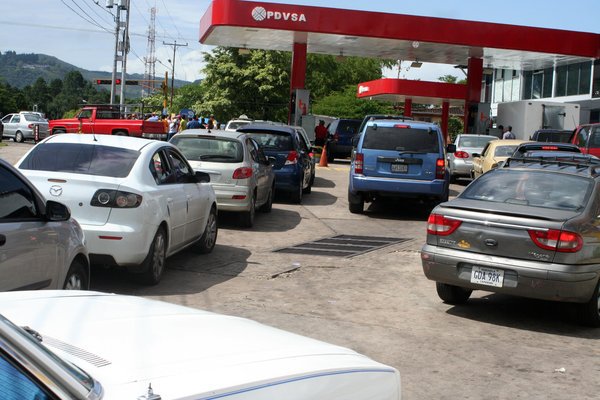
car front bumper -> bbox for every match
[421,244,600,303]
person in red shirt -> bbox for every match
[314,120,328,147]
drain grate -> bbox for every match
[274,235,409,258]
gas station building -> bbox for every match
[199,0,600,138]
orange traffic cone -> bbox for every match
[319,144,329,167]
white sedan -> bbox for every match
[0,290,402,399]
[17,134,218,285]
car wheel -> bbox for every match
[240,194,256,228]
[578,281,600,327]
[15,131,24,143]
[63,260,89,290]
[309,171,315,187]
[113,130,128,136]
[348,191,364,214]
[53,128,66,135]
[436,282,472,304]
[195,206,218,254]
[260,185,274,213]
[449,174,457,184]
[138,227,167,285]
[302,181,312,194]
[289,178,303,204]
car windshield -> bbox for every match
[459,136,496,147]
[460,169,592,210]
[494,145,518,157]
[336,120,360,135]
[362,126,439,153]
[171,136,243,163]
[246,132,293,151]
[22,113,45,122]
[19,143,139,178]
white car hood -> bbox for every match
[0,291,400,399]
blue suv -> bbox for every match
[348,119,453,213]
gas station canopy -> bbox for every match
[200,0,599,71]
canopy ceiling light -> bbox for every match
[410,60,422,68]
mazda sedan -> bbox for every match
[17,134,218,285]
[422,157,600,326]
[170,129,275,227]
[0,290,402,399]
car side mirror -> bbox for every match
[45,200,71,222]
[446,144,456,153]
[194,171,211,183]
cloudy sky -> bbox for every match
[1,0,598,83]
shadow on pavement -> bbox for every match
[218,207,302,233]
[312,176,335,188]
[363,199,433,221]
[301,191,337,206]
[91,244,251,296]
[445,293,600,339]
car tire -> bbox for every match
[435,282,472,304]
[577,280,600,327]
[15,131,24,143]
[449,174,457,184]
[260,185,274,213]
[53,128,66,135]
[289,178,303,204]
[195,206,218,254]
[138,227,167,285]
[113,130,128,136]
[240,194,256,228]
[63,259,89,290]
[309,171,315,187]
[302,181,312,194]
[348,191,364,214]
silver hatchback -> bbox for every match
[1,112,49,142]
[0,159,90,291]
[422,157,600,326]
[447,134,497,181]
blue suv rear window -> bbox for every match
[363,126,439,153]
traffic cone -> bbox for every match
[319,144,329,167]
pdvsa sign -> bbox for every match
[252,6,307,22]
[358,86,370,94]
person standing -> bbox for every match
[314,120,328,147]
[502,125,516,139]
[179,115,188,132]
[167,115,179,141]
[207,114,216,130]
[186,116,201,129]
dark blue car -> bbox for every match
[238,123,312,203]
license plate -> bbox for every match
[391,163,408,173]
[470,266,504,287]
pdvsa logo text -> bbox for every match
[252,6,307,22]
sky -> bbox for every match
[1,0,598,84]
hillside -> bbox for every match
[0,51,190,89]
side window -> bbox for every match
[246,139,259,162]
[166,150,193,184]
[480,143,490,157]
[0,352,51,399]
[0,166,38,220]
[589,127,600,149]
[149,151,172,185]
[296,133,309,153]
[10,115,20,124]
[249,139,268,164]
[77,110,92,119]
[577,127,589,148]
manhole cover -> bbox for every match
[274,235,409,258]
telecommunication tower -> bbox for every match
[143,7,157,97]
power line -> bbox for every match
[83,0,114,25]
[60,0,110,32]
[160,0,183,40]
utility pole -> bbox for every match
[109,1,121,104]
[119,0,131,107]
[163,40,188,111]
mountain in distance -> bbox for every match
[0,51,192,91]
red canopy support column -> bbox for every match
[463,57,483,133]
[288,42,307,124]
[441,100,450,143]
[404,98,412,117]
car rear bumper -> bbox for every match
[448,159,473,176]
[421,244,599,303]
[82,222,152,267]
[349,174,447,198]
[274,168,302,192]
[213,186,253,212]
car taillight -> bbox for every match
[354,153,364,174]
[91,189,142,208]
[394,124,410,128]
[233,167,253,179]
[435,158,445,179]
[427,213,462,236]
[334,133,339,141]
[528,229,583,253]
[285,151,298,165]
[454,151,469,159]
[28,123,34,129]
[541,146,559,150]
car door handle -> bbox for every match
[0,234,5,246]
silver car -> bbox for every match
[422,157,600,326]
[170,129,276,227]
[0,159,89,291]
[447,134,497,181]
[1,112,49,142]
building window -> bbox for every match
[554,61,592,97]
[522,68,553,100]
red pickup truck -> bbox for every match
[569,123,600,157]
[49,105,166,140]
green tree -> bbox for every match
[312,85,393,118]
[438,74,467,85]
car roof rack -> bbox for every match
[503,156,600,177]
